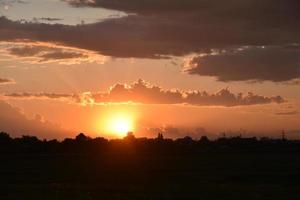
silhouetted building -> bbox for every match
[156,133,164,140]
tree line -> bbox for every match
[0,131,299,154]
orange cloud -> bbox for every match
[0,100,68,139]
[3,79,285,107]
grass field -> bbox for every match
[1,151,300,199]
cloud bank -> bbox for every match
[0,100,67,139]
[184,45,300,82]
[0,1,299,81]
[3,79,285,107]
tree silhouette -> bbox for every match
[75,133,90,142]
[0,132,11,144]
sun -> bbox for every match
[96,108,138,138]
[110,117,132,136]
[103,113,134,137]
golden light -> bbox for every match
[108,116,133,136]
[99,111,135,138]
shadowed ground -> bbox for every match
[1,132,300,199]
[1,151,300,200]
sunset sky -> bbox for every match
[0,0,300,139]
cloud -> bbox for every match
[1,0,300,59]
[0,0,27,10]
[4,92,73,100]
[0,1,299,82]
[38,17,63,22]
[0,100,68,139]
[0,41,107,65]
[0,77,15,85]
[184,45,300,82]
[275,111,298,116]
[3,79,285,107]
[64,0,300,18]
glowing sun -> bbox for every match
[104,113,134,137]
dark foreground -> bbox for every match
[1,133,300,199]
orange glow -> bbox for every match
[98,110,136,138]
[107,115,133,137]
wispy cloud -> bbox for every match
[0,77,15,85]
[0,0,27,11]
[0,41,108,65]
[275,111,298,116]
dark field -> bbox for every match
[1,151,300,200]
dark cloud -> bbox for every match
[0,77,15,85]
[65,0,300,45]
[184,45,300,82]
[65,0,300,18]
[0,100,67,139]
[0,41,106,64]
[1,0,300,59]
[4,79,285,107]
[0,1,299,82]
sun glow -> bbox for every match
[109,117,132,136]
[101,112,135,137]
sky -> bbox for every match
[0,0,300,139]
